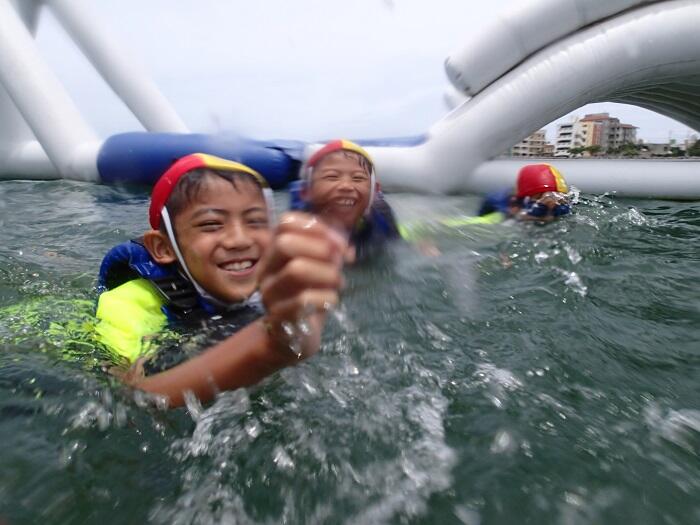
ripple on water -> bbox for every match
[1,183,699,524]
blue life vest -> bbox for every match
[97,240,263,373]
[478,190,515,217]
[98,239,261,322]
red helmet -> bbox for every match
[149,153,269,229]
[304,139,377,212]
[516,164,568,198]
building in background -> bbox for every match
[554,113,638,157]
[555,122,575,157]
[618,124,638,147]
[640,143,672,157]
[510,130,548,157]
[542,143,555,157]
[578,113,638,150]
[576,119,603,148]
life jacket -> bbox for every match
[478,190,515,217]
[98,238,265,319]
[96,239,263,366]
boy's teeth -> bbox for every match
[338,199,355,206]
[224,260,253,271]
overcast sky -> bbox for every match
[35,0,697,145]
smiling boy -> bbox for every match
[293,140,401,259]
[96,153,347,406]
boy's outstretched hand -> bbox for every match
[257,212,351,361]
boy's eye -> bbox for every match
[321,174,339,181]
[352,175,369,183]
[247,217,269,228]
[196,221,223,231]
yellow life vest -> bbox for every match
[398,211,505,242]
[95,278,168,363]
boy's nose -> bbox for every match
[223,222,253,249]
[338,175,355,191]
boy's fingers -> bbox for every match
[274,232,339,265]
[260,258,343,305]
[259,228,347,278]
[276,212,348,251]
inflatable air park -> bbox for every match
[0,0,698,198]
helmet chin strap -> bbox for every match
[160,207,251,310]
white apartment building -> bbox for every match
[555,122,576,157]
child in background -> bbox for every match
[477,163,572,223]
[290,139,401,259]
[96,153,348,407]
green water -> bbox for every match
[1,180,699,525]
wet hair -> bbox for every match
[314,150,372,177]
[161,168,265,232]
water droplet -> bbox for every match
[272,446,295,470]
[490,430,516,454]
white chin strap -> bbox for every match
[160,207,227,307]
[367,168,376,214]
[261,187,277,224]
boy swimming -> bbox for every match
[291,139,401,259]
[96,153,348,407]
[477,163,572,223]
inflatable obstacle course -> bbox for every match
[0,0,698,198]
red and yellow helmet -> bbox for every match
[304,139,377,211]
[516,164,568,198]
[149,153,270,229]
[306,139,373,172]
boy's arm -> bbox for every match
[127,213,347,407]
[127,319,300,406]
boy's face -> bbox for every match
[517,192,570,223]
[305,151,372,232]
[172,176,272,303]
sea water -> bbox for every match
[0,180,698,524]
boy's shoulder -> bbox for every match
[99,239,201,312]
[98,239,171,291]
[478,189,515,217]
[367,193,401,239]
[351,194,401,257]
[95,277,168,363]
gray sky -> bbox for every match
[35,0,697,144]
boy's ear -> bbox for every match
[143,230,177,264]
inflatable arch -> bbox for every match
[0,0,698,198]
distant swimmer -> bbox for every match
[396,164,572,246]
[478,164,572,223]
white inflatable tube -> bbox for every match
[443,84,469,112]
[1,141,60,180]
[46,0,189,134]
[0,0,98,180]
[0,1,40,148]
[370,0,700,196]
[445,0,658,96]
[471,159,700,200]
